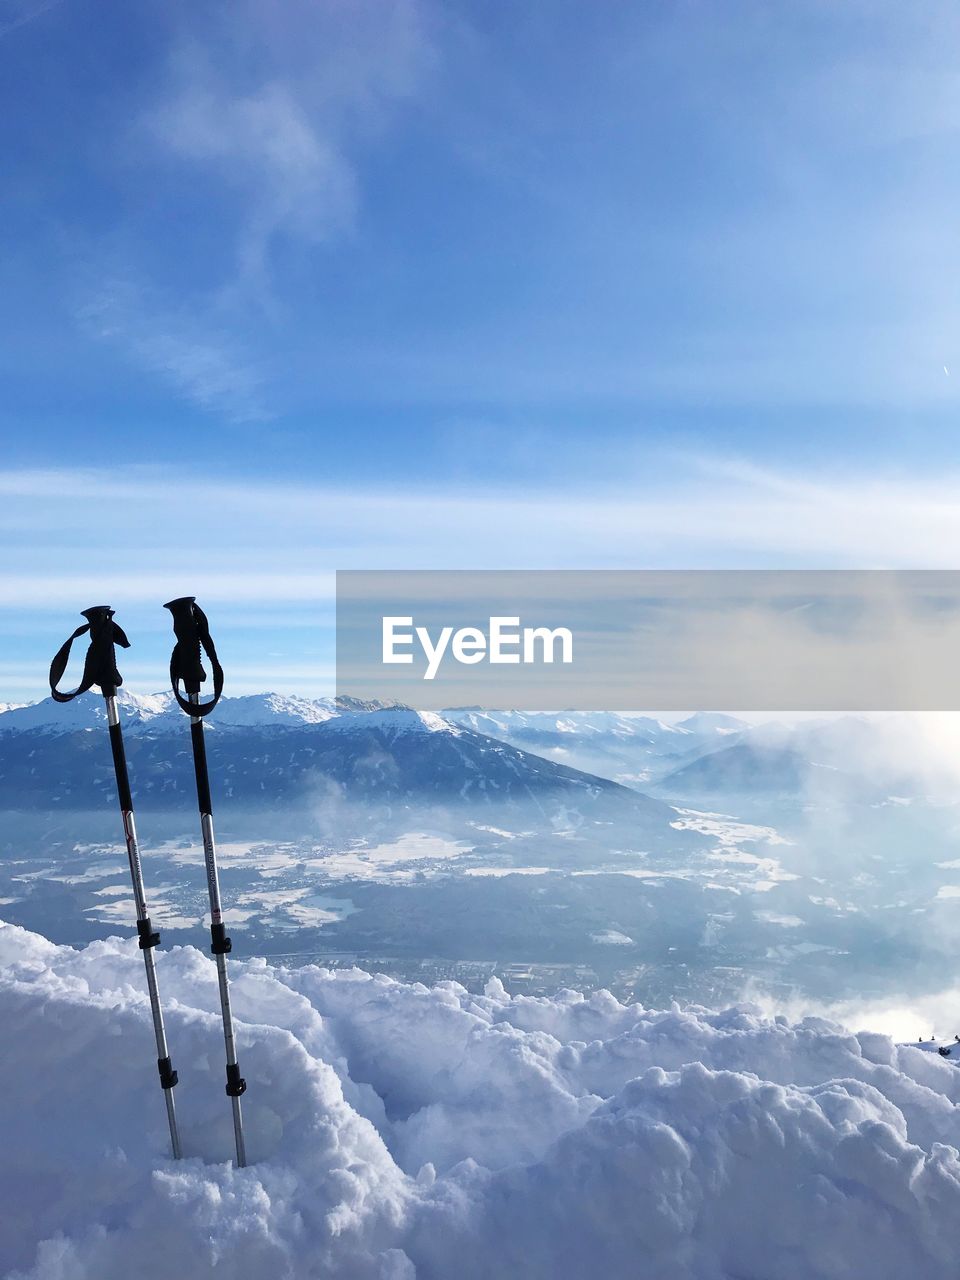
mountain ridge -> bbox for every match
[0,694,686,830]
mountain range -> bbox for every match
[0,692,924,820]
[437,706,746,785]
[0,694,684,843]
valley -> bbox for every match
[2,693,960,1024]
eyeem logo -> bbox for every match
[382,616,574,681]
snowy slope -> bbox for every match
[3,920,960,1279]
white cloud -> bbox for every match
[8,457,960,699]
[5,459,960,595]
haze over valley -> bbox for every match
[4,692,960,1033]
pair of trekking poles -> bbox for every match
[48,598,246,1166]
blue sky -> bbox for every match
[3,0,960,699]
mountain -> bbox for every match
[187,692,339,727]
[656,719,892,804]
[442,708,675,739]
[0,696,682,835]
[674,712,749,737]
[658,742,816,795]
[0,689,342,734]
[0,689,174,733]
[443,708,689,741]
[440,707,732,786]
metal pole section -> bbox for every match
[189,692,247,1167]
[105,695,182,1160]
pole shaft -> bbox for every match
[190,695,247,1167]
[105,696,182,1160]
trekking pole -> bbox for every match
[164,596,247,1167]
[49,606,182,1159]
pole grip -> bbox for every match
[49,606,130,701]
[164,597,223,716]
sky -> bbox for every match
[4,0,960,699]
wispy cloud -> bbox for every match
[79,0,433,422]
[77,277,271,424]
[145,78,358,294]
[0,0,65,41]
[146,0,433,288]
[4,455,960,596]
[7,455,960,699]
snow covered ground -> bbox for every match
[3,922,960,1278]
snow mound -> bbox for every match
[3,922,960,1278]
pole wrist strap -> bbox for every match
[49,619,130,702]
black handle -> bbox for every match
[164,596,223,717]
[49,605,130,702]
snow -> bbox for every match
[0,692,427,735]
[201,693,339,727]
[443,708,693,741]
[675,711,748,735]
[461,866,552,877]
[0,688,174,732]
[85,891,200,931]
[4,921,960,1278]
[756,911,805,927]
[671,807,792,849]
[304,834,472,883]
[231,889,356,931]
[321,707,455,737]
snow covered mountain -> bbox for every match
[674,711,748,737]
[442,707,696,741]
[192,692,340,727]
[440,706,742,785]
[3,919,960,1280]
[0,694,682,830]
[0,688,175,732]
[0,695,749,748]
[0,689,341,733]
